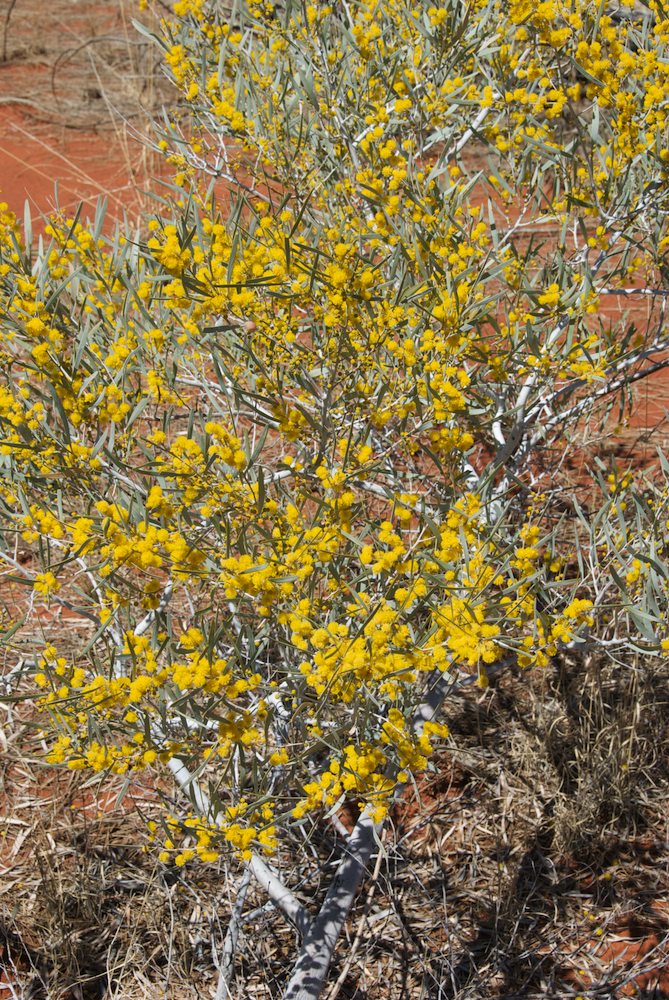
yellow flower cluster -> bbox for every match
[152,800,276,865]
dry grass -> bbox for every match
[323,652,669,999]
[1,0,169,130]
[1,649,667,998]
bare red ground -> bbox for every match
[0,0,167,225]
[0,109,156,223]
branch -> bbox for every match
[598,285,669,297]
[527,334,669,420]
[280,664,476,1000]
[323,846,384,1000]
[524,340,669,453]
[247,855,313,938]
[426,101,493,157]
[281,807,384,1000]
[120,579,314,944]
[164,754,313,937]
[215,868,252,1000]
[491,182,662,471]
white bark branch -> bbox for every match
[165,757,313,935]
[215,868,251,1000]
[281,807,384,1000]
[540,355,669,442]
[492,182,661,470]
[248,855,313,938]
[280,665,464,1000]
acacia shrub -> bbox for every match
[0,0,668,969]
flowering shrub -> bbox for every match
[2,0,669,993]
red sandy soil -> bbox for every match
[0,0,166,222]
[0,107,155,221]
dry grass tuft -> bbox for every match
[305,652,669,999]
[1,0,170,131]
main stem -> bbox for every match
[281,669,456,999]
[282,809,383,1000]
